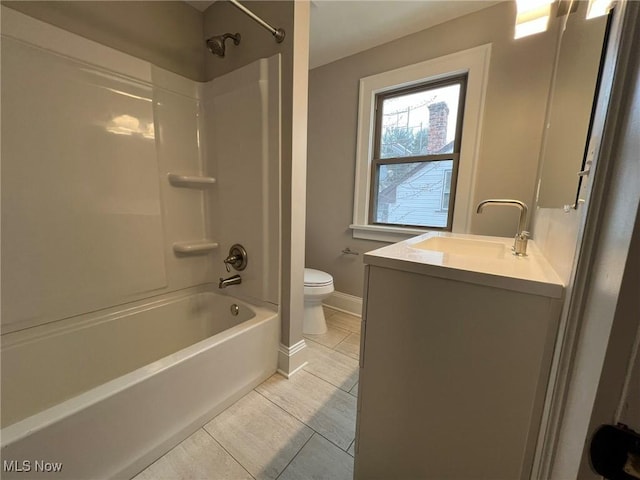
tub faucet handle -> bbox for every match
[224,259,234,272]
[223,244,248,272]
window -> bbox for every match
[441,169,452,211]
[370,76,466,230]
[351,44,491,242]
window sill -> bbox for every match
[349,223,428,243]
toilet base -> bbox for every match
[303,301,328,335]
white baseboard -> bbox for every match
[323,291,363,317]
[277,339,308,378]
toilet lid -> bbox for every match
[304,268,333,287]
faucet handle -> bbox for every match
[222,244,247,272]
[517,230,530,239]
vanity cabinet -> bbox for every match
[354,233,563,480]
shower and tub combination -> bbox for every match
[1,5,282,478]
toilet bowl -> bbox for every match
[303,268,334,334]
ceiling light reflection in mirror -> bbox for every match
[515,0,554,38]
[586,0,614,19]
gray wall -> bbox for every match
[306,1,559,297]
[3,1,206,81]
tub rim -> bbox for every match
[2,283,269,350]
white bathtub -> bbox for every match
[0,286,280,479]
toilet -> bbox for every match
[303,268,334,334]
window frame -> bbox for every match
[368,75,467,230]
[350,44,492,243]
[441,169,453,211]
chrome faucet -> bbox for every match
[476,199,529,256]
[219,274,242,289]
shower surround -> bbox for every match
[1,7,281,478]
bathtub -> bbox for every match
[0,286,280,479]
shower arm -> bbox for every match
[229,0,286,43]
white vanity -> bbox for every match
[354,232,564,479]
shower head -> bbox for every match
[206,32,241,57]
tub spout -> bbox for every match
[219,274,242,289]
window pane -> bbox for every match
[374,159,454,228]
[379,83,461,159]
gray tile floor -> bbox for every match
[133,307,361,480]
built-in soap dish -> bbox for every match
[173,241,219,254]
[167,173,216,188]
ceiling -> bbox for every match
[187,1,501,69]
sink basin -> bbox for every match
[411,236,508,258]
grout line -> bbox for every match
[347,439,355,457]
[253,384,355,453]
[137,340,360,480]
[257,369,354,403]
[316,346,360,369]
[202,426,256,479]
[303,369,358,394]
[295,337,360,396]
[274,432,316,480]
[334,337,349,351]
[312,429,356,456]
[303,334,347,351]
[306,336,360,364]
[304,324,352,344]
[348,384,358,398]
[328,325,361,336]
[334,335,361,359]
[131,428,202,478]
[208,350,359,476]
[253,388,316,430]
[257,387,355,457]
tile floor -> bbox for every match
[133,307,361,480]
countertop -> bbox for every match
[364,232,564,298]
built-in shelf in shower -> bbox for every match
[173,241,219,254]
[167,173,216,188]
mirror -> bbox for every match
[537,0,612,208]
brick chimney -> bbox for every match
[427,102,449,154]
